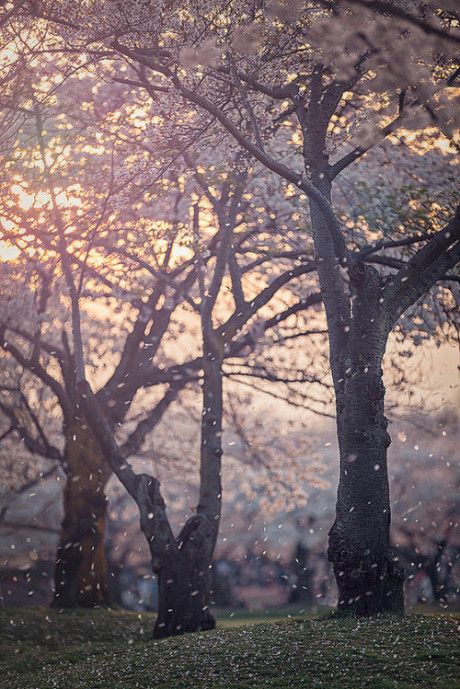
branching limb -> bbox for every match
[384,207,460,324]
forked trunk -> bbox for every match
[153,551,215,638]
[140,345,223,638]
[52,420,110,608]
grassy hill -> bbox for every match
[1,607,458,689]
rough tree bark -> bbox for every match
[151,519,217,637]
[52,418,111,608]
[327,263,404,615]
[305,111,405,614]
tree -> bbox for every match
[1,65,329,630]
[29,0,459,615]
[7,0,460,617]
[51,184,326,635]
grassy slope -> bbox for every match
[0,608,458,689]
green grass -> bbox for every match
[0,607,458,689]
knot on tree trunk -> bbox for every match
[136,473,164,536]
[176,514,208,550]
[348,424,391,449]
[178,513,216,557]
[349,260,383,296]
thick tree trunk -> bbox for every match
[329,363,405,614]
[306,168,403,614]
[153,551,215,638]
[144,343,223,638]
[306,146,405,613]
[52,420,111,608]
[151,347,222,637]
[307,176,405,614]
[328,267,404,615]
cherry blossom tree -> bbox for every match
[0,67,329,631]
[3,0,459,619]
[26,0,458,616]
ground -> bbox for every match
[1,607,458,689]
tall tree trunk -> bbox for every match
[305,128,405,614]
[74,231,227,635]
[327,264,405,615]
[145,345,223,638]
[52,419,111,608]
